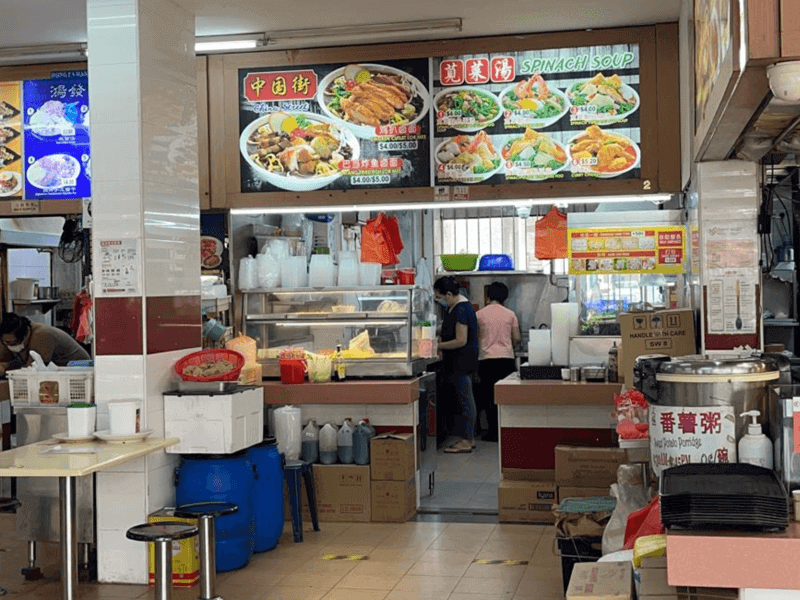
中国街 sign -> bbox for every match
[237,44,642,194]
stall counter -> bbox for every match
[667,524,800,590]
[495,374,622,472]
[262,378,420,405]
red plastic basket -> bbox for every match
[175,349,246,382]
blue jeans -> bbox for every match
[448,372,476,442]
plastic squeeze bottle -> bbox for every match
[738,410,773,469]
[301,420,319,464]
[319,423,338,465]
[338,418,355,464]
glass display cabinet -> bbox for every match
[241,286,434,378]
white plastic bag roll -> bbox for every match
[238,256,258,291]
[274,405,302,460]
[551,303,580,366]
[256,252,281,288]
[527,328,552,366]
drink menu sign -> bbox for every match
[23,76,91,200]
[568,226,686,275]
[238,59,431,193]
[432,45,641,185]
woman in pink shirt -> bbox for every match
[475,282,521,442]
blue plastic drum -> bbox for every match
[176,453,255,571]
[246,440,285,552]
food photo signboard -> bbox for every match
[22,76,91,200]
[238,59,431,193]
[432,44,641,186]
[0,82,23,199]
[567,225,686,275]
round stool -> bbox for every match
[175,502,238,600]
[127,522,198,600]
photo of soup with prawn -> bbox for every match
[501,74,569,127]
[569,125,639,177]
[567,73,639,120]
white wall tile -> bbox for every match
[146,449,178,472]
[546,406,613,429]
[145,406,164,437]
[146,462,177,515]
[96,471,146,531]
[91,122,142,184]
[499,405,548,428]
[95,355,145,404]
[97,529,148,584]
[140,122,199,193]
[86,15,139,66]
[89,63,140,125]
[103,457,145,474]
[366,404,414,427]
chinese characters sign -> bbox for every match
[238,59,431,193]
[99,239,139,295]
[23,76,91,200]
[0,82,23,199]
[650,405,736,477]
[433,44,641,185]
[568,226,686,275]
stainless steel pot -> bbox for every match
[636,355,780,441]
[37,286,59,300]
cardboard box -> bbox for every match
[284,464,371,523]
[371,433,415,481]
[640,566,678,597]
[558,486,611,503]
[566,561,633,600]
[148,509,199,588]
[502,467,555,482]
[555,446,628,487]
[371,478,416,522]
[498,479,557,523]
[640,556,668,570]
[618,309,696,385]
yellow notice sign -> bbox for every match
[568,225,686,275]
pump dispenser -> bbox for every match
[738,410,773,469]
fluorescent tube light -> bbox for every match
[194,34,267,53]
[0,44,87,65]
[265,19,463,44]
[231,194,672,216]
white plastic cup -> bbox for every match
[561,368,570,381]
[67,404,96,438]
[108,400,141,436]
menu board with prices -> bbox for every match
[22,76,91,200]
[99,239,139,295]
[568,226,686,275]
[238,60,431,193]
[0,82,23,199]
[650,405,737,477]
[432,45,641,186]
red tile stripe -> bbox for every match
[500,427,615,469]
[146,296,201,355]
[95,297,144,356]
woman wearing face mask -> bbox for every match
[434,277,479,454]
[0,313,90,376]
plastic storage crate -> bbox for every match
[8,368,94,407]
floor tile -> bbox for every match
[453,575,522,596]
[322,590,389,600]
[259,587,327,600]
[335,571,405,590]
[391,574,460,595]
[278,571,347,590]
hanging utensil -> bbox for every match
[735,280,743,330]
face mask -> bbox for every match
[7,343,24,353]
[437,298,449,308]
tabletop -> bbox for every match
[494,374,623,406]
[0,437,179,478]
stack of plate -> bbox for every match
[660,463,789,532]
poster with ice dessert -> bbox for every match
[23,76,91,200]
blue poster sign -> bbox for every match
[22,77,91,200]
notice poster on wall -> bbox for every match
[432,44,641,186]
[22,76,91,200]
[650,405,737,477]
[238,60,431,193]
[99,239,139,295]
[0,82,23,199]
[567,226,686,275]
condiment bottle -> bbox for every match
[319,423,338,465]
[335,344,346,381]
[607,342,619,383]
[301,420,319,464]
[337,419,354,464]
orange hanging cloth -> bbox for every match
[535,206,568,259]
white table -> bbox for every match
[0,437,179,600]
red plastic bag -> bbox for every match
[623,496,665,550]
[361,212,402,266]
[535,206,568,259]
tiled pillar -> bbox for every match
[87,0,200,584]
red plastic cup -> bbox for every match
[398,268,416,284]
[279,359,306,384]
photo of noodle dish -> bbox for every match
[567,73,639,122]
[500,74,570,129]
[434,86,502,132]
[318,63,429,139]
[26,154,80,190]
[435,131,502,184]
[240,111,359,192]
[501,129,567,180]
[568,125,640,178]
[0,171,21,197]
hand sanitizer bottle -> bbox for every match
[738,410,773,469]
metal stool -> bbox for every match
[284,459,320,542]
[0,499,20,596]
[174,502,238,600]
[126,522,198,600]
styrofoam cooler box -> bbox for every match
[164,386,263,454]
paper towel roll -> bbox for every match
[527,329,552,366]
[551,303,580,366]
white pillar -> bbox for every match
[87,0,200,583]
